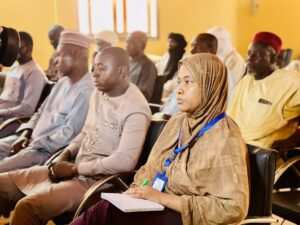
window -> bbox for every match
[77,0,158,38]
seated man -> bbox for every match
[0,30,94,172]
[207,26,245,101]
[126,31,157,101]
[0,47,151,225]
[228,31,300,150]
[159,33,218,116]
[93,30,119,60]
[0,31,47,137]
[156,32,187,80]
[45,25,65,82]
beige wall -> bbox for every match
[0,0,78,69]
[1,0,300,69]
[1,0,55,68]
[236,0,300,57]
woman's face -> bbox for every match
[176,65,202,114]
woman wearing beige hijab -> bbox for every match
[70,53,249,225]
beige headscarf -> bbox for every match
[179,53,227,142]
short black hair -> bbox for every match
[18,31,33,47]
[196,33,218,54]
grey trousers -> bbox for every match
[0,134,19,160]
[0,148,50,173]
[0,134,50,172]
[0,121,21,139]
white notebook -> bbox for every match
[101,192,165,213]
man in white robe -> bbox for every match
[207,26,245,102]
[0,30,94,172]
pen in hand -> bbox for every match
[141,178,149,187]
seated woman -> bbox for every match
[70,53,249,225]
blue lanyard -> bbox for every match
[164,112,226,167]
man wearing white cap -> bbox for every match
[207,26,245,101]
[93,30,119,59]
[0,30,94,172]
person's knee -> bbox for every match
[14,196,40,217]
[15,197,33,214]
[12,196,44,224]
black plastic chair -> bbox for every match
[239,144,278,224]
[272,148,300,224]
[0,80,55,133]
[149,75,167,114]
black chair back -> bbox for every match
[34,81,55,111]
[150,75,167,104]
[272,149,300,224]
[136,118,168,169]
[246,144,277,218]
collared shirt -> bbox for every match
[228,69,300,148]
[17,73,94,153]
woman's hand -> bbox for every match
[124,186,163,204]
[124,186,182,212]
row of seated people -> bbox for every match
[0,29,250,225]
[0,28,298,224]
[157,29,300,154]
[157,28,296,117]
[0,27,158,135]
[68,31,300,224]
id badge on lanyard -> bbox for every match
[152,171,168,192]
[151,112,226,192]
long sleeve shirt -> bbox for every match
[129,54,157,101]
[228,69,300,148]
[68,84,151,177]
[17,73,94,153]
[0,60,47,119]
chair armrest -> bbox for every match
[149,103,162,108]
[239,216,278,224]
[73,173,132,219]
[152,113,171,121]
[44,149,64,166]
[0,115,32,130]
[274,155,300,184]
